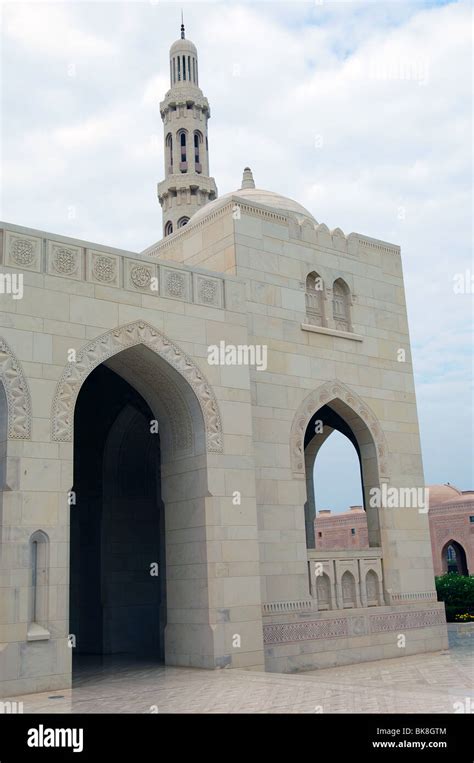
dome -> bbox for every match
[189,175,316,226]
[428,484,463,507]
[170,37,197,56]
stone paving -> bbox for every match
[6,629,473,714]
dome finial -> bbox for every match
[241,167,255,190]
[180,9,185,39]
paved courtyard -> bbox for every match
[6,629,472,714]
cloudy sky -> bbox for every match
[1,0,472,511]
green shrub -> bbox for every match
[435,573,474,621]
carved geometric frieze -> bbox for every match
[263,617,349,645]
[51,320,223,453]
[160,266,191,302]
[4,231,42,272]
[369,609,446,633]
[46,241,83,280]
[289,380,389,478]
[86,249,120,288]
[124,259,157,294]
[0,338,32,438]
[193,273,223,308]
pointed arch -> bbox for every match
[332,278,351,331]
[51,321,223,453]
[0,337,32,439]
[305,271,325,326]
[290,380,388,478]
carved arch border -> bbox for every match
[290,380,388,477]
[51,320,223,452]
[0,337,32,439]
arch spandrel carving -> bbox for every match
[51,321,223,453]
[0,338,32,439]
[290,380,388,477]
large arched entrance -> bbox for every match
[70,364,166,670]
[57,322,225,674]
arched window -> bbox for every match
[332,278,351,331]
[316,573,331,610]
[443,541,468,575]
[341,570,356,608]
[194,131,202,172]
[305,272,324,326]
[177,55,181,81]
[177,216,190,228]
[165,133,173,172]
[192,58,196,83]
[182,55,186,80]
[164,221,173,236]
[173,58,176,84]
[29,531,49,634]
[178,131,187,170]
[366,570,379,606]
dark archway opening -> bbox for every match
[70,364,165,675]
[443,541,468,576]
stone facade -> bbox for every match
[0,26,448,698]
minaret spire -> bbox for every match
[157,26,218,237]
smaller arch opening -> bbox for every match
[177,216,190,229]
[164,221,173,236]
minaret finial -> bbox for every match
[180,9,185,39]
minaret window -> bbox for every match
[332,278,351,331]
[172,58,176,84]
[194,131,202,172]
[177,216,190,228]
[192,58,196,83]
[166,133,173,172]
[165,221,173,236]
[182,55,186,80]
[177,56,181,81]
[178,131,187,171]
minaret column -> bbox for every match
[157,21,217,237]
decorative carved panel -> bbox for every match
[0,338,32,438]
[161,267,191,302]
[86,249,120,288]
[124,259,157,293]
[46,241,83,280]
[194,274,223,308]
[5,231,42,272]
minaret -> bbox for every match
[158,19,218,237]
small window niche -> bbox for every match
[27,531,50,641]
